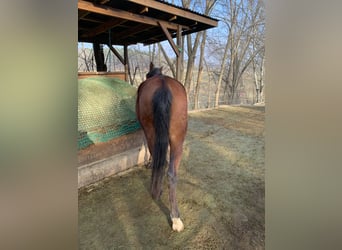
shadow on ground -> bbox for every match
[79,105,265,249]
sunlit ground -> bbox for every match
[79,105,265,249]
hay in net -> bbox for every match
[78,77,140,150]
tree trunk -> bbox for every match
[215,32,230,107]
[252,47,265,103]
[194,31,206,110]
[184,33,201,94]
[159,43,176,78]
[204,59,212,108]
[182,0,217,100]
[259,55,265,102]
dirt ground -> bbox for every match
[79,105,265,249]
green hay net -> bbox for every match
[78,77,141,150]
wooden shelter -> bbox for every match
[78,0,218,81]
[78,0,218,188]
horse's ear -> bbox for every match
[149,62,154,71]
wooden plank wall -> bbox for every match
[78,72,126,81]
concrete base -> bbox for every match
[78,130,150,189]
[78,144,149,188]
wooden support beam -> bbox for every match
[82,19,126,38]
[124,45,132,84]
[114,23,150,41]
[78,0,186,31]
[127,0,218,27]
[158,22,179,57]
[140,7,148,14]
[169,16,177,22]
[78,10,90,20]
[80,17,104,24]
[107,44,125,65]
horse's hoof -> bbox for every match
[171,218,184,232]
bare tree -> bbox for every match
[194,30,206,109]
[149,43,156,64]
[252,47,265,103]
[204,58,215,108]
[159,43,176,78]
[214,33,230,107]
[78,46,94,72]
[182,0,216,94]
[251,2,265,103]
[214,0,265,105]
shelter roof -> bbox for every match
[78,0,218,45]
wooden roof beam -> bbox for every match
[81,19,127,38]
[81,17,105,24]
[141,32,174,45]
[114,23,151,41]
[140,7,148,14]
[78,11,90,20]
[169,16,177,22]
[127,0,218,27]
[78,0,188,31]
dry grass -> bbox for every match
[79,105,265,249]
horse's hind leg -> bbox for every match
[168,144,184,232]
[141,126,154,169]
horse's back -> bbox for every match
[137,75,187,113]
[136,75,187,139]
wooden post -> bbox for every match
[124,45,129,83]
[124,45,134,85]
[93,43,107,72]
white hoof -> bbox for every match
[171,218,184,232]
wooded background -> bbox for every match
[78,0,265,110]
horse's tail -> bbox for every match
[151,76,172,200]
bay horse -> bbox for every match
[136,63,187,232]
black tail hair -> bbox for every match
[151,76,172,200]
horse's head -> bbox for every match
[146,62,163,79]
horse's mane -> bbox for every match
[146,66,163,79]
